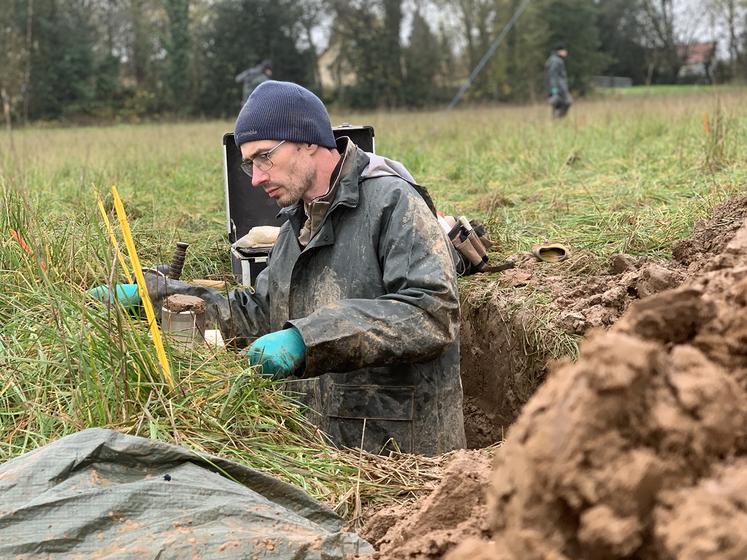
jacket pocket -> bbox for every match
[326,384,415,453]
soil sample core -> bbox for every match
[162,294,206,346]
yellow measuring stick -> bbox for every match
[94,189,133,284]
[110,185,174,390]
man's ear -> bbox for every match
[304,143,319,155]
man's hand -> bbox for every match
[247,327,306,380]
[87,284,141,308]
[550,87,559,97]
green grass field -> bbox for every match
[594,83,744,97]
[1,88,746,513]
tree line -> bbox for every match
[0,0,743,123]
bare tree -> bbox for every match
[297,0,326,90]
[639,0,679,82]
[638,0,705,83]
[454,0,499,71]
[708,0,746,77]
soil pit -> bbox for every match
[458,196,747,448]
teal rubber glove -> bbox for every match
[550,87,559,97]
[87,283,141,308]
[247,328,306,380]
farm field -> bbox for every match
[4,87,745,264]
[2,87,747,550]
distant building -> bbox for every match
[677,41,716,84]
[317,35,356,98]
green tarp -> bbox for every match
[0,428,371,559]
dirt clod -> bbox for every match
[609,253,639,274]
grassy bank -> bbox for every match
[1,88,746,511]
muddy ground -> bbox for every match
[363,196,747,559]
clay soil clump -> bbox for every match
[359,449,494,559]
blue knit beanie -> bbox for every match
[234,81,336,148]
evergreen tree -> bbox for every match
[542,0,606,94]
[128,0,155,89]
[381,0,404,106]
[163,0,191,113]
[403,10,441,106]
[194,0,314,117]
[93,53,123,113]
[28,0,97,119]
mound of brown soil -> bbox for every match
[359,449,493,560]
[443,214,747,559]
[499,196,747,339]
[551,255,685,334]
[672,195,747,269]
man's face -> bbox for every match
[558,48,568,58]
[240,140,315,207]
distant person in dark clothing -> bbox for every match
[235,60,273,105]
[545,44,571,118]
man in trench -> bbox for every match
[145,81,466,456]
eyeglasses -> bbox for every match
[240,140,286,177]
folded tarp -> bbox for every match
[0,428,371,559]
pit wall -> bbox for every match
[459,285,571,448]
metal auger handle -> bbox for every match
[168,241,190,280]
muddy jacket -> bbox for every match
[545,52,570,102]
[146,142,466,456]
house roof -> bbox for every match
[677,42,716,65]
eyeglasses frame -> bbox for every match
[240,140,287,177]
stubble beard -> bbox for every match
[275,163,315,208]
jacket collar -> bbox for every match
[326,136,369,211]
